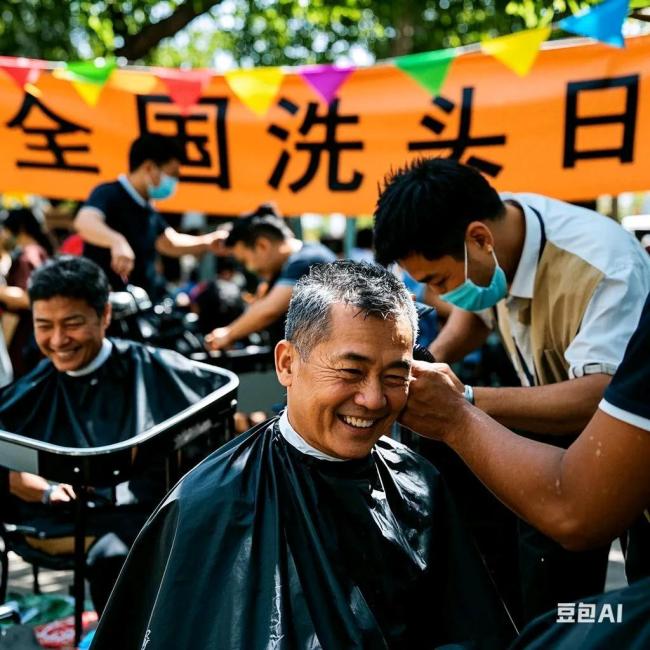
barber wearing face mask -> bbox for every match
[374,158,650,624]
[74,134,226,300]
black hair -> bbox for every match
[3,208,54,256]
[28,255,109,316]
[225,213,294,248]
[128,134,184,172]
[373,158,505,265]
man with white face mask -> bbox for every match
[74,134,225,300]
[374,158,650,623]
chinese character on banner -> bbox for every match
[577,603,597,623]
[136,94,231,189]
[267,97,364,192]
[6,93,99,173]
[563,75,639,168]
[556,603,576,623]
[408,87,507,177]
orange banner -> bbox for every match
[1,36,649,216]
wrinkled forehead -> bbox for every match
[317,305,414,355]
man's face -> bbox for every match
[275,303,413,459]
[33,296,111,372]
[230,238,280,278]
[400,246,494,296]
[146,158,181,184]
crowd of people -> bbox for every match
[0,136,649,649]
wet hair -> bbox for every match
[28,255,109,317]
[285,260,418,359]
[225,212,294,248]
[128,134,184,172]
[3,208,54,255]
[373,157,505,265]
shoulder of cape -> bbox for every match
[161,419,277,508]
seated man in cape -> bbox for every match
[0,256,226,614]
[93,260,514,650]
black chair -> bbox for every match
[0,361,238,646]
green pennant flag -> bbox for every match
[65,58,116,85]
[394,49,456,96]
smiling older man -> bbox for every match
[92,261,514,650]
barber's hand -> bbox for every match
[110,237,135,279]
[399,361,469,442]
[205,326,232,351]
[207,229,230,256]
[49,483,76,504]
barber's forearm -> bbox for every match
[0,286,30,310]
[473,374,611,435]
[429,309,489,363]
[158,230,210,257]
[74,211,125,249]
[225,303,282,343]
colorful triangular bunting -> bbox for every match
[225,67,284,117]
[66,58,116,84]
[558,0,630,48]
[0,57,45,90]
[70,80,104,106]
[394,49,456,96]
[299,65,353,103]
[481,27,552,76]
[158,70,212,112]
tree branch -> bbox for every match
[116,0,224,61]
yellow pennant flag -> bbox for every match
[71,80,104,106]
[225,67,284,117]
[109,69,159,94]
[481,27,552,77]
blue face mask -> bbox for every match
[148,172,178,200]
[439,243,507,312]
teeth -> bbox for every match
[341,415,375,429]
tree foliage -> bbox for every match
[0,0,633,67]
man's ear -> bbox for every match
[102,302,112,329]
[275,339,296,388]
[465,221,494,252]
[254,237,272,255]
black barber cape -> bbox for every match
[0,338,222,448]
[91,419,515,650]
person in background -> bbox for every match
[205,205,336,351]
[74,134,225,301]
[0,208,53,377]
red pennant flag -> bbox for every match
[0,57,46,89]
[158,70,212,112]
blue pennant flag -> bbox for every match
[558,0,630,48]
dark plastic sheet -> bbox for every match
[0,339,229,448]
[92,419,515,649]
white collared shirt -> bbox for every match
[499,192,650,385]
[278,410,346,462]
[66,338,113,377]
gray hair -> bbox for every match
[285,260,418,358]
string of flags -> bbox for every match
[0,0,635,114]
